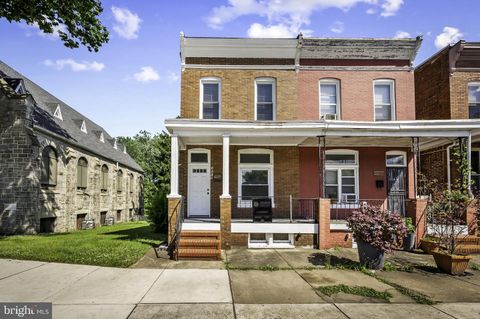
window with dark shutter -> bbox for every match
[41,147,57,186]
[101,165,108,191]
[117,170,123,192]
[77,158,88,189]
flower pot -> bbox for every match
[403,233,416,251]
[420,238,438,254]
[357,240,385,270]
[431,250,472,275]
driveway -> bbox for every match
[1,259,480,318]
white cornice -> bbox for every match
[165,119,480,139]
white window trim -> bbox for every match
[319,78,341,119]
[325,150,359,206]
[248,233,294,249]
[373,79,396,121]
[468,82,480,103]
[254,77,276,121]
[199,77,221,120]
[238,148,274,208]
[386,150,407,167]
[188,148,211,164]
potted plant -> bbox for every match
[347,205,407,269]
[403,217,416,251]
[427,188,476,275]
[420,236,439,254]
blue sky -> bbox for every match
[0,0,478,137]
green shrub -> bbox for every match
[148,191,168,233]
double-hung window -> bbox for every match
[319,79,340,119]
[255,78,275,121]
[324,151,358,203]
[468,83,480,119]
[238,149,273,207]
[374,80,395,121]
[200,78,221,119]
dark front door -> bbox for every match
[100,212,107,226]
[76,214,87,230]
[387,167,406,215]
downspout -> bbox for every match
[446,143,454,191]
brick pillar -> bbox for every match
[167,196,182,245]
[406,198,428,247]
[220,196,232,249]
[318,198,331,249]
[466,200,478,235]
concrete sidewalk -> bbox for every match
[0,259,479,319]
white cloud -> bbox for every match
[167,71,180,83]
[247,23,296,38]
[380,0,404,17]
[207,0,375,36]
[111,6,142,40]
[394,30,411,39]
[43,59,105,72]
[21,22,67,40]
[366,8,376,14]
[133,66,160,83]
[435,26,463,49]
[330,21,344,34]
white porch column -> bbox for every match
[169,134,180,197]
[221,134,231,198]
[467,132,472,196]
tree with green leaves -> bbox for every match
[118,131,170,232]
[1,0,109,51]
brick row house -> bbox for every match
[415,41,480,193]
[166,34,480,258]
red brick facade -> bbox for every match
[298,70,415,121]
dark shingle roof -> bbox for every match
[0,60,143,173]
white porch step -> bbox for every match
[182,222,221,231]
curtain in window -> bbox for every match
[374,84,392,121]
[256,83,274,120]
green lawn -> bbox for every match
[0,221,165,268]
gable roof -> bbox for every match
[0,60,143,173]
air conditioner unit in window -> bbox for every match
[341,194,357,203]
[321,114,337,120]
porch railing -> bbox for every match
[168,197,185,261]
[330,195,406,221]
[231,196,318,222]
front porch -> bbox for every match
[166,119,480,251]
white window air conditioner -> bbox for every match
[321,113,337,120]
[341,194,357,203]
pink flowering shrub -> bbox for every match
[347,205,407,253]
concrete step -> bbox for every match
[177,248,221,260]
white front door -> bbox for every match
[188,164,211,217]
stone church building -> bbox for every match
[0,61,144,234]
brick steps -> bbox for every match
[179,238,220,248]
[455,245,480,255]
[175,230,221,260]
[456,235,480,246]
